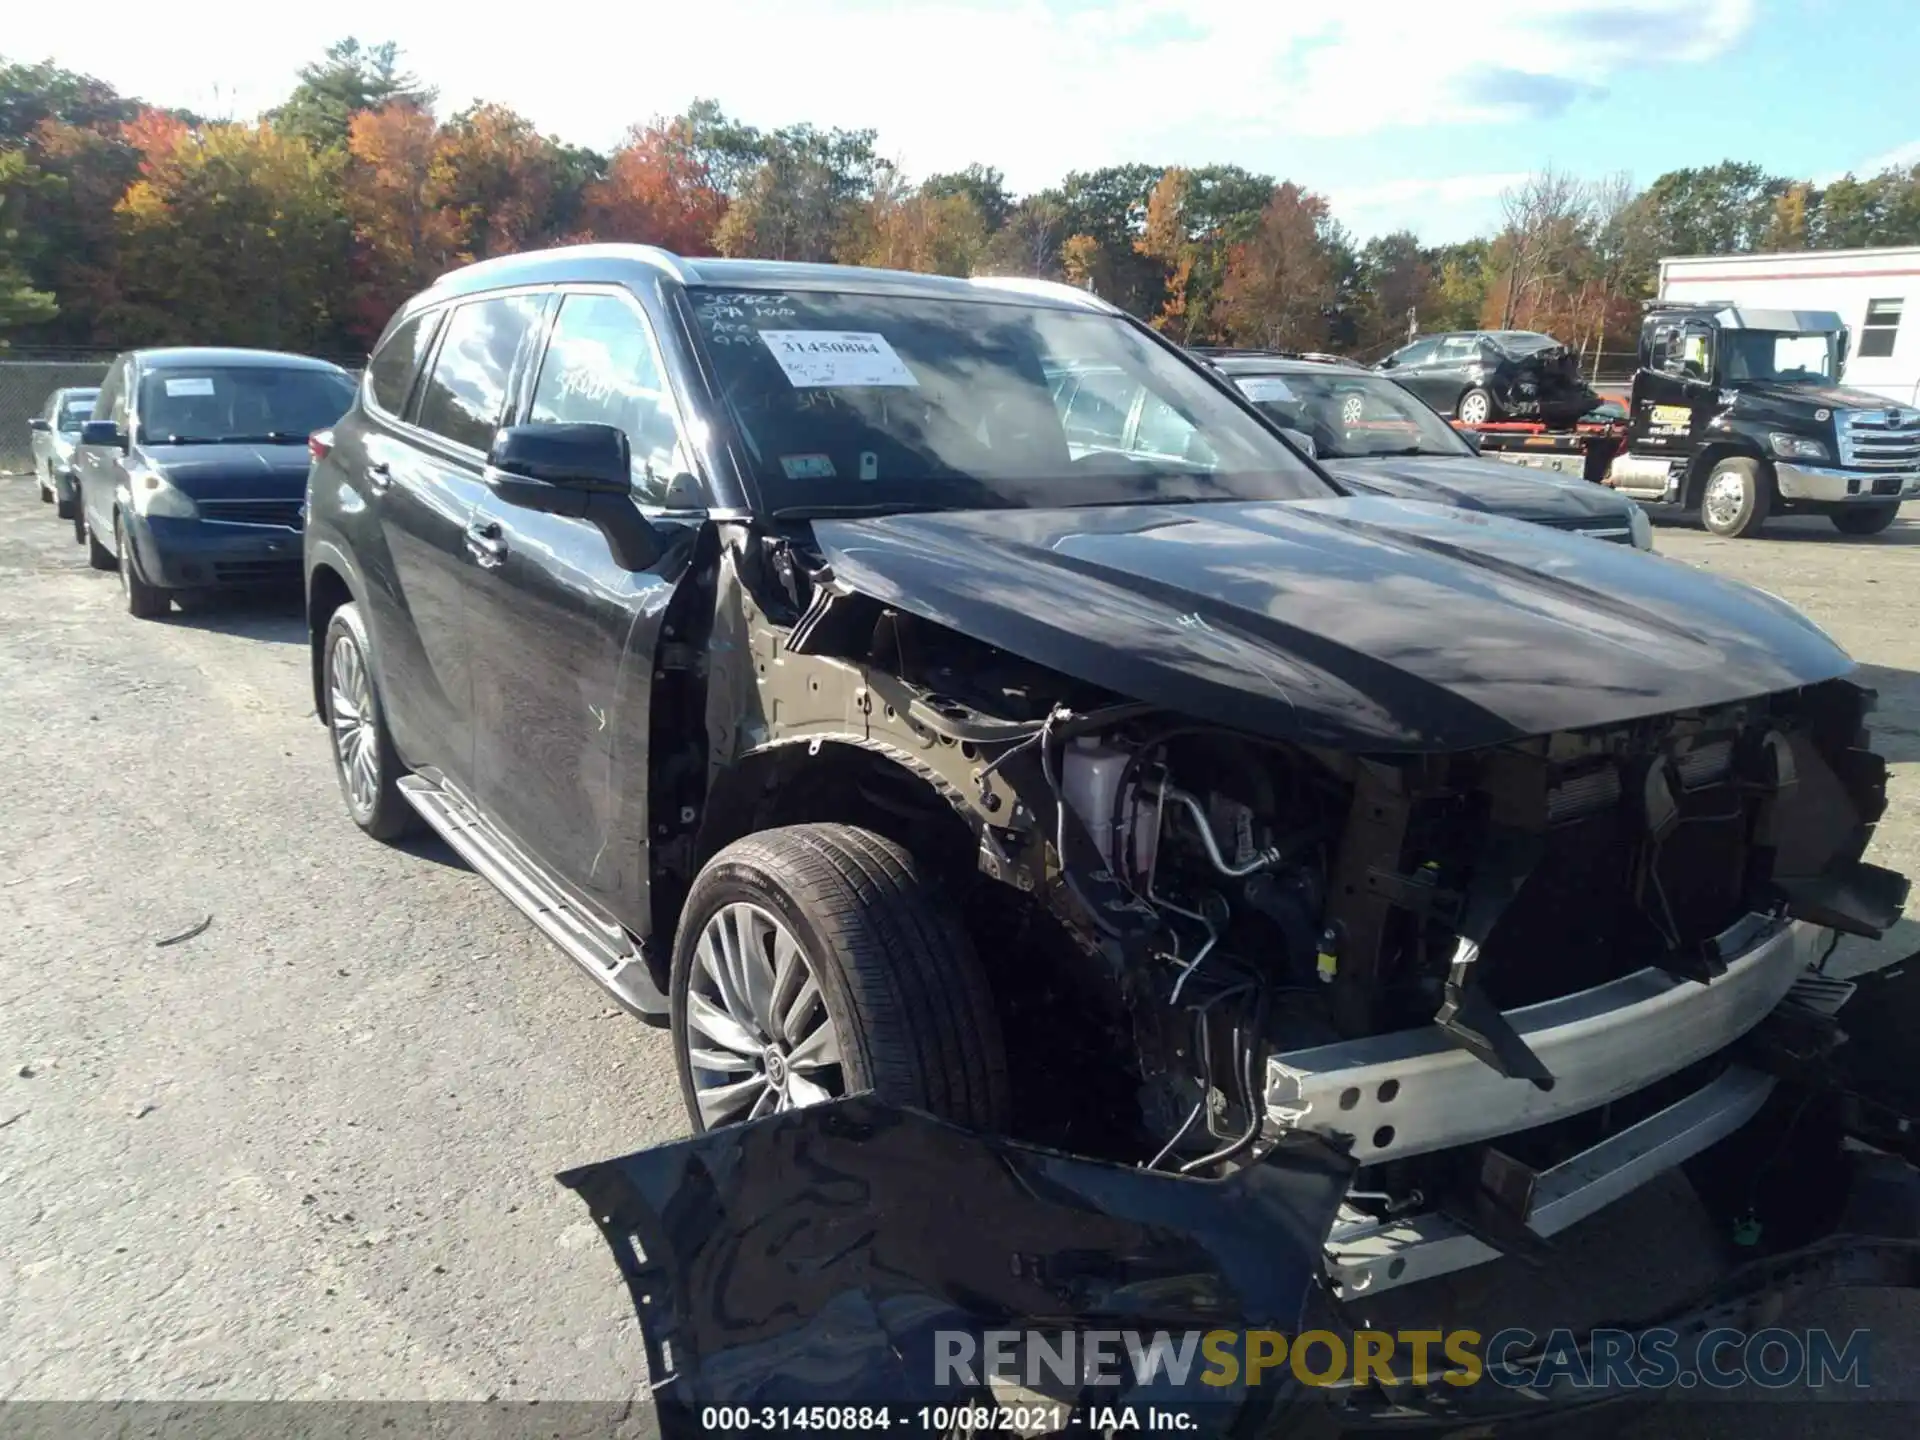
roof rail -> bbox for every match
[435,243,691,286]
[969,275,1121,314]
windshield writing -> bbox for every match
[686,287,1330,514]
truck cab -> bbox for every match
[1607,302,1920,537]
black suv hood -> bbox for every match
[140,441,312,498]
[1324,453,1627,525]
[811,496,1850,751]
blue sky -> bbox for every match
[9,0,1918,243]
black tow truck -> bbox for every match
[1468,303,1920,538]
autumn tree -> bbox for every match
[713,123,882,263]
[1351,231,1434,355]
[854,170,989,276]
[921,165,1011,231]
[579,115,727,253]
[977,195,1067,278]
[429,103,565,262]
[110,122,351,348]
[1136,167,1195,335]
[342,101,456,341]
[1049,164,1166,315]
[1217,184,1338,351]
[269,38,434,152]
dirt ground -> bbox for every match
[1,475,1917,1432]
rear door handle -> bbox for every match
[464,519,507,567]
[366,461,392,494]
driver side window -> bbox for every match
[528,292,692,505]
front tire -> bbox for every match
[671,824,1010,1134]
[54,476,77,521]
[115,513,171,618]
[1831,503,1899,536]
[1457,387,1495,426]
[1700,456,1771,538]
[322,601,416,841]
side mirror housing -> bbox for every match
[1277,427,1318,459]
[80,419,125,450]
[28,417,50,433]
[1460,428,1483,453]
[484,422,661,571]
[487,422,633,496]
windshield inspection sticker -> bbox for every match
[760,331,919,389]
[1237,377,1297,403]
[163,377,216,397]
[779,453,838,480]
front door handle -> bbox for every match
[366,461,392,494]
[464,519,507,567]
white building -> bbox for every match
[1659,245,1919,406]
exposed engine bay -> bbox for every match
[768,560,1905,1296]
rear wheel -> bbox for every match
[1831,503,1899,536]
[1457,387,1495,426]
[1700,456,1771,538]
[72,499,87,545]
[323,602,416,840]
[671,824,1010,1133]
[115,513,171,619]
[54,476,77,521]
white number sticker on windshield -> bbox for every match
[164,377,216,397]
[759,331,920,389]
[1237,378,1296,403]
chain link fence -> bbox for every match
[0,356,115,476]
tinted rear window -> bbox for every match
[367,309,443,416]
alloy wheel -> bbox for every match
[1340,393,1365,426]
[328,633,380,815]
[684,900,845,1127]
[1459,391,1491,425]
[1704,470,1747,530]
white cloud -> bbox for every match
[6,0,1756,194]
[1817,138,1920,185]
[1327,173,1532,244]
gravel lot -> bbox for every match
[2,475,1918,1428]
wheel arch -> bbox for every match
[667,737,980,947]
[1684,440,1771,510]
[305,540,366,721]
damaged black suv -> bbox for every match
[309,247,1920,1425]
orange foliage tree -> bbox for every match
[579,116,727,253]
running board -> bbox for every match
[397,775,668,1020]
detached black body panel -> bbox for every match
[559,1099,1351,1427]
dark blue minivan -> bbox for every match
[75,347,356,617]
